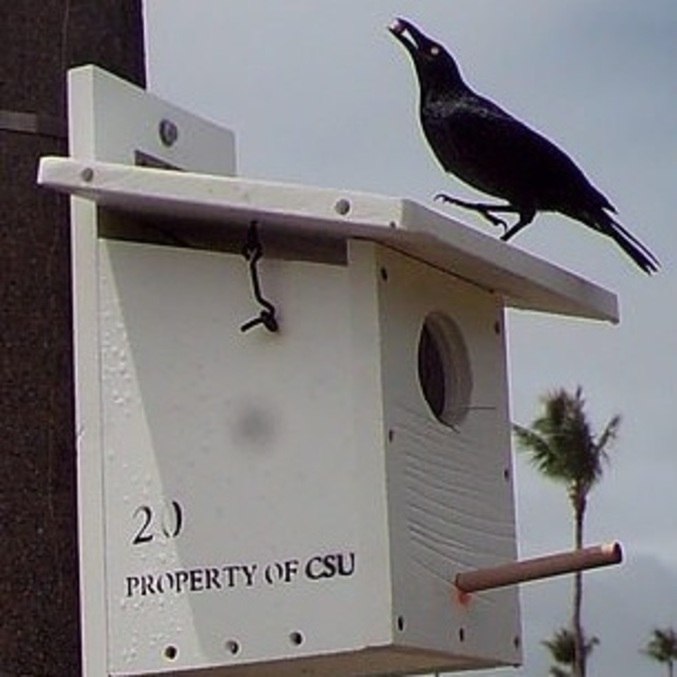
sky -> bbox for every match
[143,2,676,674]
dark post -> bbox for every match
[0,3,145,674]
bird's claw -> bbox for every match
[434,193,509,232]
[480,211,508,232]
[434,192,457,205]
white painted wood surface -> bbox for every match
[375,243,520,666]
[99,240,386,673]
[94,235,520,674]
[38,156,618,323]
[66,65,236,677]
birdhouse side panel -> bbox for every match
[374,244,521,667]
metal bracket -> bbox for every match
[0,110,66,139]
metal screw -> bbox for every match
[334,198,351,216]
[80,167,94,182]
[158,118,178,147]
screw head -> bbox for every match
[159,118,179,147]
[334,198,351,215]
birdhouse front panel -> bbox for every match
[371,243,521,667]
[99,238,397,674]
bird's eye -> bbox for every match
[430,46,440,56]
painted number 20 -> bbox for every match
[132,500,184,545]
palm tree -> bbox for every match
[642,627,677,676]
[513,386,620,677]
[543,626,599,677]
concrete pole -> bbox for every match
[0,3,144,674]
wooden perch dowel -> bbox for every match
[455,541,623,594]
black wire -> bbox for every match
[240,222,279,333]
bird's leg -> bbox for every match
[501,207,536,241]
[435,193,519,232]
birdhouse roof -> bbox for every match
[38,157,617,322]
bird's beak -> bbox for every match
[388,18,425,55]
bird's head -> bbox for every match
[388,18,463,91]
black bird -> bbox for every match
[389,18,659,274]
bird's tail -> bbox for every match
[590,210,660,274]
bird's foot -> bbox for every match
[434,193,511,232]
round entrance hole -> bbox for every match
[417,313,472,428]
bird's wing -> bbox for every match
[424,95,614,213]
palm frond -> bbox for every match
[643,627,677,663]
[513,386,620,496]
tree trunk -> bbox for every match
[572,493,586,677]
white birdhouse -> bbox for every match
[38,66,618,676]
